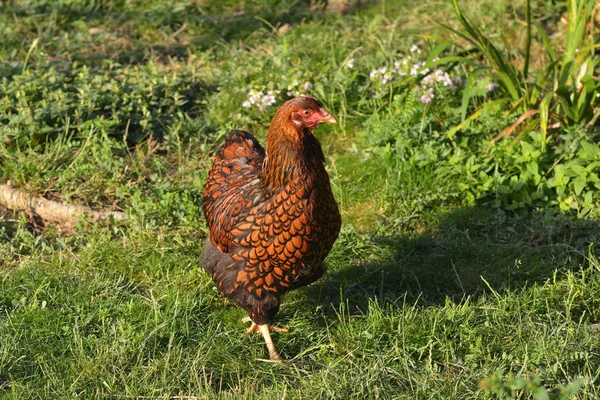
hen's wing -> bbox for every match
[202,130,265,253]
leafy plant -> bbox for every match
[443,0,600,147]
[479,369,583,400]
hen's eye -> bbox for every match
[303,110,311,117]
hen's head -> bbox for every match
[271,96,337,134]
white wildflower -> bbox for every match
[485,82,498,92]
[345,57,355,69]
[441,72,455,88]
[393,60,406,76]
[420,87,435,104]
[370,66,393,84]
[410,61,425,76]
[243,89,280,111]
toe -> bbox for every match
[245,322,259,334]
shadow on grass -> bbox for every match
[310,206,600,312]
[0,207,20,238]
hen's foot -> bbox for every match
[245,321,259,334]
[259,324,281,361]
[241,317,287,361]
[242,317,289,333]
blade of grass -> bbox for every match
[529,61,558,105]
[423,55,468,70]
[460,70,484,121]
[22,37,40,74]
[539,93,552,151]
[425,43,450,62]
[523,0,532,79]
[533,20,556,63]
[496,71,522,103]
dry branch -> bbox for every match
[0,183,126,229]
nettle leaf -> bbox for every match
[573,176,587,195]
[547,173,570,194]
[567,163,587,177]
[520,140,536,155]
[526,161,539,178]
[579,141,600,160]
[511,179,524,191]
[553,164,566,179]
[587,170,600,182]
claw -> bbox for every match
[241,317,287,360]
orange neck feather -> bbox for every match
[262,109,325,190]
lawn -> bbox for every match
[1,0,599,398]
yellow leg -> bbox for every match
[271,325,289,333]
[258,324,281,361]
[241,317,287,360]
[242,317,289,333]
[246,322,259,334]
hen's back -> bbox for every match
[202,130,265,256]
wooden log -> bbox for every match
[0,183,125,228]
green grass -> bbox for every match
[1,0,600,398]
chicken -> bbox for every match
[201,96,341,360]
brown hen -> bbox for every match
[201,96,341,360]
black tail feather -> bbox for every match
[201,239,231,274]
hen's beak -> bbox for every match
[318,108,337,124]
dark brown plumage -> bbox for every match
[201,96,341,360]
